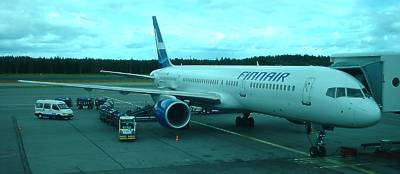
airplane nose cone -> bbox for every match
[354,100,381,127]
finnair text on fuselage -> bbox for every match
[237,71,290,82]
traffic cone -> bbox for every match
[176,135,180,141]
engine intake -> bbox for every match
[154,98,191,129]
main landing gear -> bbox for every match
[306,123,331,157]
[235,112,254,128]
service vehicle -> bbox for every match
[111,111,125,127]
[95,97,109,110]
[105,108,118,125]
[99,105,110,122]
[76,97,94,109]
[118,116,136,141]
[35,100,74,119]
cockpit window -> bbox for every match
[362,88,371,98]
[328,87,369,99]
[347,88,364,98]
[326,88,335,98]
[336,88,346,98]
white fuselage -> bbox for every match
[151,65,381,128]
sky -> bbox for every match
[0,0,399,59]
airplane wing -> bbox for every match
[18,80,220,103]
[100,70,154,79]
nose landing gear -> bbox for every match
[308,130,327,157]
[235,112,254,128]
[306,123,331,157]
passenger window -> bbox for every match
[44,103,50,109]
[336,88,346,98]
[326,88,335,98]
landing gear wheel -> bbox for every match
[236,115,254,128]
[235,116,242,127]
[318,146,327,157]
[306,123,312,134]
[309,146,318,157]
[307,126,329,158]
[249,117,254,128]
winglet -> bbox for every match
[152,16,173,68]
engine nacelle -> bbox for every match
[154,98,191,129]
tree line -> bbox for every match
[0,55,331,74]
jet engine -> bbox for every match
[154,98,191,129]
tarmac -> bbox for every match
[0,84,399,174]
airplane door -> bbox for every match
[239,80,246,97]
[302,77,315,106]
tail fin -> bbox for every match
[152,16,173,68]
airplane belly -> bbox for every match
[242,91,284,115]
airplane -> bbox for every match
[19,16,381,157]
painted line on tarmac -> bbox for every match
[12,116,32,174]
[289,157,372,170]
[191,120,377,174]
[191,120,308,155]
[67,121,125,169]
[317,162,372,169]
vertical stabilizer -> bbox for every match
[152,16,173,68]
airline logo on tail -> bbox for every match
[152,16,173,68]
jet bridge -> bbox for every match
[330,53,400,113]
